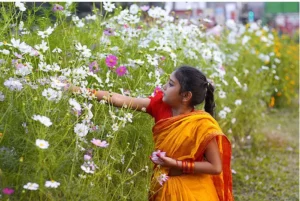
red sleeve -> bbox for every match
[146,91,164,118]
[146,91,172,123]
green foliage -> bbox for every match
[0,2,298,200]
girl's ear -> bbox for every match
[182,91,192,103]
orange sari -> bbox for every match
[149,111,233,201]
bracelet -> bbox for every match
[87,89,97,96]
[181,160,195,174]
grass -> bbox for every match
[232,106,299,201]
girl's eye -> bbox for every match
[169,82,173,87]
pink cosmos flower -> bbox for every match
[153,86,162,96]
[2,187,14,195]
[157,173,169,185]
[116,66,127,76]
[105,55,118,68]
[84,154,92,161]
[104,28,114,36]
[140,5,150,11]
[89,61,99,73]
[91,138,109,148]
[14,52,23,59]
[30,48,39,56]
[11,59,18,65]
[15,63,24,69]
[52,4,64,12]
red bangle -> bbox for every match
[191,161,195,174]
[88,89,97,96]
[181,160,195,174]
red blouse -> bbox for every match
[146,91,172,123]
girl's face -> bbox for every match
[162,72,183,107]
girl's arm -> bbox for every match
[153,138,222,175]
[68,85,150,112]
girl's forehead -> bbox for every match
[170,72,177,81]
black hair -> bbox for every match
[174,65,216,117]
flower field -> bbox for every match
[0,2,299,200]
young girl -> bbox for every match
[70,65,233,201]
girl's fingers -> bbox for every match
[149,156,156,164]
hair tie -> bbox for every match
[206,79,215,89]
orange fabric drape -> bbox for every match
[149,111,234,201]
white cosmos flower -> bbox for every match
[81,165,94,174]
[34,40,49,53]
[4,77,23,91]
[258,53,270,63]
[148,7,166,19]
[23,182,39,190]
[226,19,237,30]
[261,65,269,70]
[45,180,60,188]
[38,26,54,39]
[32,115,52,127]
[223,107,231,113]
[10,38,30,53]
[112,123,119,132]
[45,26,54,35]
[85,14,96,20]
[42,88,62,102]
[260,36,268,43]
[16,2,26,11]
[124,113,133,123]
[202,48,212,61]
[146,54,159,66]
[235,99,242,106]
[36,139,49,149]
[69,98,82,111]
[74,123,89,137]
[242,35,250,45]
[255,30,262,37]
[218,110,227,119]
[15,62,33,76]
[52,47,62,53]
[129,4,139,14]
[38,61,52,72]
[218,90,226,99]
[274,58,281,63]
[81,161,97,174]
[103,2,115,12]
[0,49,10,55]
[50,77,66,90]
[227,32,237,44]
[128,168,134,175]
[231,118,236,124]
[75,43,91,58]
[75,19,85,28]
